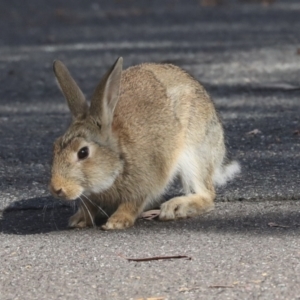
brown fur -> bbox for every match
[49,57,239,230]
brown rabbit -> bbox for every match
[49,57,240,230]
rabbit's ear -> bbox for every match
[53,60,88,118]
[89,57,123,129]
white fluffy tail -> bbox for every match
[213,160,241,187]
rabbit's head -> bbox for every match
[49,58,124,200]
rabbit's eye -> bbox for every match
[78,147,89,160]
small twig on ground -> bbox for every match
[293,129,300,136]
[209,285,234,288]
[268,222,290,228]
[136,297,165,300]
[120,255,192,262]
[246,128,262,136]
[179,286,201,292]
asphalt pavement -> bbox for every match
[0,0,300,299]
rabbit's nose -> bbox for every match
[54,188,63,196]
[50,185,66,198]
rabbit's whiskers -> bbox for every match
[72,200,76,212]
[82,193,109,218]
[50,201,58,231]
[79,196,95,227]
[42,204,48,222]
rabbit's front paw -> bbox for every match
[102,214,135,230]
[68,209,94,228]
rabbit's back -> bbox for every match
[111,63,225,191]
[114,63,221,148]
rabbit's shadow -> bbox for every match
[0,196,77,234]
[0,182,183,235]
[2,196,300,236]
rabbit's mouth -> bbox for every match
[49,181,84,201]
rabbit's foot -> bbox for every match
[101,202,140,230]
[102,213,135,230]
[159,194,214,221]
[68,207,94,228]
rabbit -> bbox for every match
[49,57,240,230]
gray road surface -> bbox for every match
[1,0,300,299]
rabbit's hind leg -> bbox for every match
[159,147,215,221]
[159,192,214,221]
